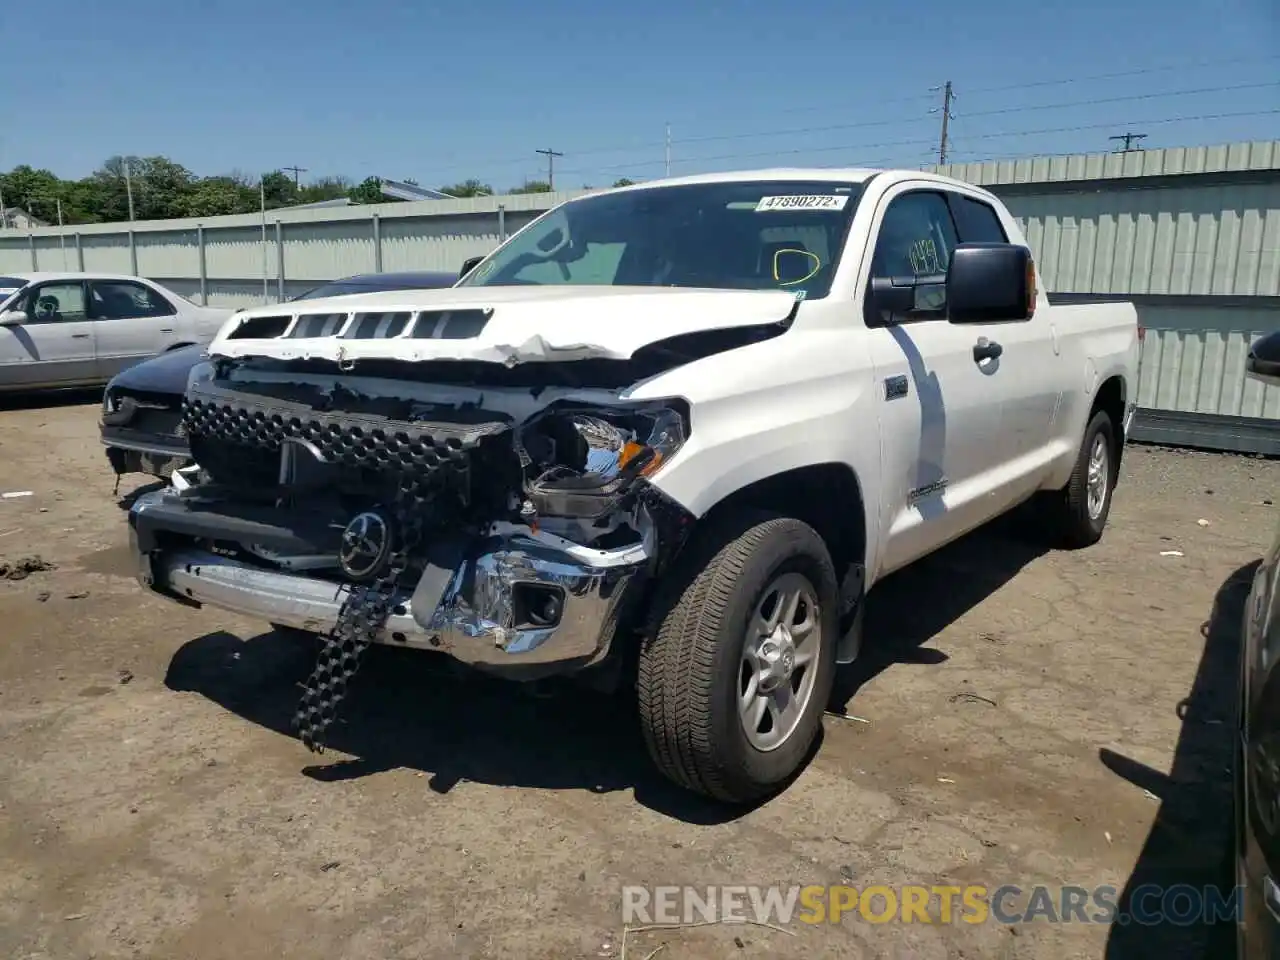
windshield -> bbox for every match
[457,180,864,300]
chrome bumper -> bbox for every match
[129,495,652,678]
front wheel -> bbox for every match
[637,512,839,804]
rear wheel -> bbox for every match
[1044,409,1116,549]
[637,512,839,804]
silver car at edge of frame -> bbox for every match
[0,272,233,392]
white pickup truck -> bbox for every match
[126,168,1140,803]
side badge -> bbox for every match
[885,375,909,400]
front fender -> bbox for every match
[643,367,883,572]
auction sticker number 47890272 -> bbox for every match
[755,195,850,212]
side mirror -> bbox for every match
[946,243,1035,324]
[459,255,484,279]
[0,309,25,326]
[1247,331,1280,387]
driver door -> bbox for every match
[0,281,98,389]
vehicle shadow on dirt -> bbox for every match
[161,508,1052,824]
[1099,559,1256,959]
[0,387,103,411]
[828,505,1051,712]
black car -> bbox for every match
[100,270,458,480]
[1236,328,1280,958]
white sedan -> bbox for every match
[0,272,233,392]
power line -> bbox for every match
[553,108,1280,178]
[565,53,1280,153]
[282,165,308,188]
[390,72,1280,186]
[960,53,1280,96]
[955,80,1280,121]
[544,78,1280,170]
[937,109,1280,164]
[650,79,1278,158]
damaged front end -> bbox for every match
[128,358,694,746]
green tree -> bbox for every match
[508,180,552,194]
[298,176,352,204]
[439,179,493,198]
[259,170,297,208]
[613,178,638,187]
[182,176,256,217]
[348,176,386,204]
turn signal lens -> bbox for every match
[1026,258,1037,319]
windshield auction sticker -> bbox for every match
[755,195,850,211]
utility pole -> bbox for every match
[933,81,955,165]
[1109,132,1148,152]
[536,148,563,190]
[665,123,671,177]
[122,159,136,221]
[282,165,308,188]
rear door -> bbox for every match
[0,280,98,388]
[87,278,181,378]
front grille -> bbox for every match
[182,380,512,493]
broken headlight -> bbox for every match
[520,402,687,519]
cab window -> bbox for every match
[867,191,959,324]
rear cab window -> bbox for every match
[945,193,1009,243]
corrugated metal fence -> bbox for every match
[2,140,1278,453]
[930,140,1280,453]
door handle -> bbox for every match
[159,327,174,333]
[71,333,91,339]
[973,338,1003,362]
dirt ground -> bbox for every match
[0,390,1273,960]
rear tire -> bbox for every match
[1045,409,1116,549]
[637,511,839,804]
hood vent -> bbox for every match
[225,307,493,344]
[227,315,291,339]
[344,311,412,339]
[409,309,490,340]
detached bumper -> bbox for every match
[128,491,651,679]
[102,426,192,478]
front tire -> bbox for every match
[637,512,839,804]
[1046,409,1116,549]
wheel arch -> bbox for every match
[1092,374,1127,471]
[695,461,869,660]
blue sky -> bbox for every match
[4,0,1277,189]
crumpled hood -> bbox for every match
[205,285,802,365]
